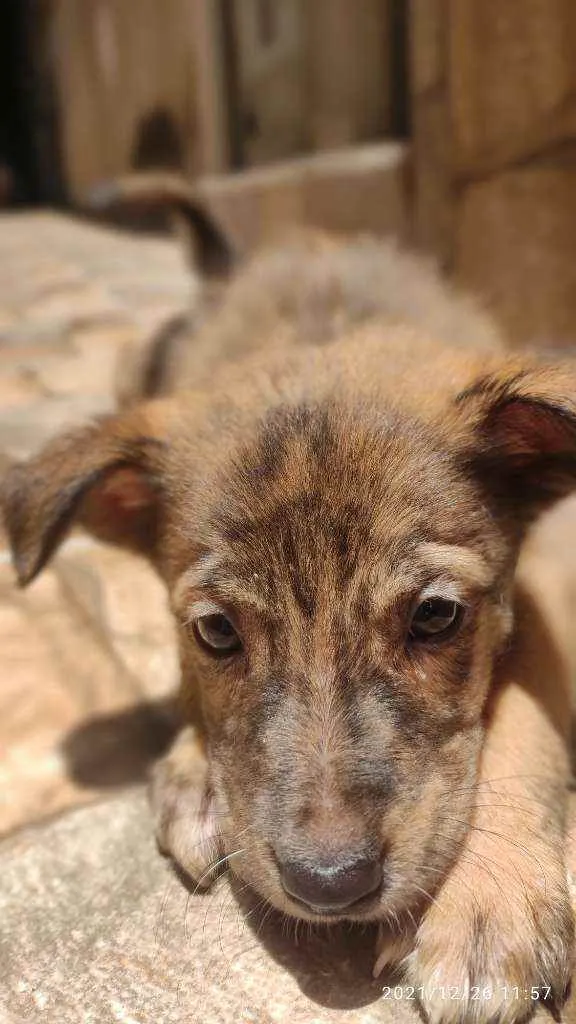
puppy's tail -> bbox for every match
[86,171,235,278]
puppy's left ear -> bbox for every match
[455,363,576,529]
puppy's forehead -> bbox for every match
[197,402,491,589]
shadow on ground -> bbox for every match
[60,696,178,788]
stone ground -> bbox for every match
[0,210,192,836]
[4,791,576,1024]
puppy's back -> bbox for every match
[98,176,504,403]
[144,233,505,399]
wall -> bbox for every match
[411,0,576,346]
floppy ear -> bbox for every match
[455,363,576,530]
[1,402,171,586]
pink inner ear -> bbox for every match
[78,463,160,551]
[98,467,156,513]
[491,399,572,458]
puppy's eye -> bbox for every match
[194,614,242,656]
[409,598,463,642]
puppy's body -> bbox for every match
[121,230,503,404]
[3,211,575,1024]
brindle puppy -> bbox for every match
[2,187,575,1024]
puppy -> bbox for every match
[3,180,575,1024]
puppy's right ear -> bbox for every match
[1,402,172,586]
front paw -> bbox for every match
[149,726,222,889]
[404,874,574,1024]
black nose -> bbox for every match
[280,851,381,912]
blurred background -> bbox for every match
[3,0,576,342]
[1,0,576,841]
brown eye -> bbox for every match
[409,597,463,642]
[194,613,242,656]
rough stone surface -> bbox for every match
[0,540,178,835]
[0,211,192,459]
[0,212,188,836]
[2,790,574,1024]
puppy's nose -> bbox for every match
[280,851,381,912]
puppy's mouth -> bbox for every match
[285,887,383,920]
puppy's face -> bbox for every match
[3,356,576,926]
[170,403,508,923]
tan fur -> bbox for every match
[2,217,575,1024]
[118,232,504,405]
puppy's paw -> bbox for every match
[403,869,574,1024]
[149,726,222,889]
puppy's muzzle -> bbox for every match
[279,849,382,914]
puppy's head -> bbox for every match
[3,358,576,925]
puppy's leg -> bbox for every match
[149,725,223,889]
[399,584,574,1024]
